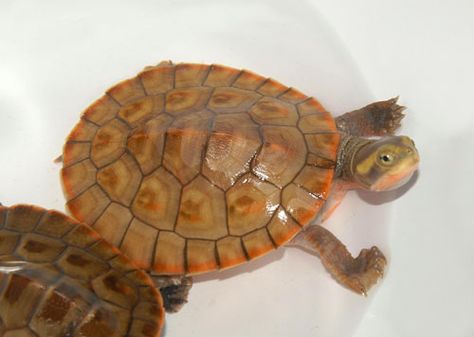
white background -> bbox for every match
[0,1,473,337]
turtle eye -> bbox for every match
[378,152,396,166]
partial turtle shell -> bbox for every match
[61,62,340,276]
[0,204,164,337]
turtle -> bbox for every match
[0,203,164,337]
[60,61,420,313]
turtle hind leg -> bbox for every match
[151,275,193,313]
[292,225,386,295]
[336,97,406,137]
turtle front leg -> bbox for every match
[336,97,405,136]
[292,225,386,295]
[151,275,193,313]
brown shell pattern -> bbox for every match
[0,204,164,337]
[61,62,339,276]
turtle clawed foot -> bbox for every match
[344,246,387,296]
[153,276,193,313]
[337,96,407,136]
[370,97,406,136]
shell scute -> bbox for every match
[62,223,101,248]
[257,78,288,97]
[186,239,217,275]
[232,69,266,90]
[165,87,212,115]
[82,95,120,126]
[282,184,325,226]
[305,133,340,161]
[207,87,261,113]
[96,153,142,206]
[299,113,337,133]
[162,110,212,184]
[0,231,20,255]
[297,97,327,116]
[176,176,227,240]
[35,210,77,238]
[66,185,110,225]
[93,203,133,247]
[204,64,241,87]
[16,233,65,263]
[252,126,306,188]
[57,247,109,281]
[153,231,185,275]
[91,270,138,309]
[242,228,274,259]
[30,287,88,337]
[226,173,279,236]
[67,118,98,142]
[76,306,123,337]
[133,301,163,322]
[127,114,173,175]
[249,96,298,125]
[279,88,308,104]
[175,63,210,88]
[202,113,261,190]
[216,236,247,270]
[61,159,96,199]
[132,168,181,231]
[120,218,158,270]
[267,207,301,246]
[90,119,129,168]
[117,95,164,127]
[5,205,44,233]
[129,319,160,337]
[139,64,174,95]
[294,166,334,200]
[0,274,45,329]
[106,77,146,105]
[88,239,120,261]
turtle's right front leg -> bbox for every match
[292,225,386,295]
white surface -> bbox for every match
[0,1,473,337]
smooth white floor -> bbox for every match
[0,1,473,337]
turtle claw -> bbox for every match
[152,275,193,313]
[336,97,407,136]
[345,246,387,295]
[370,97,406,136]
[388,100,406,132]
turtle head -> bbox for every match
[351,136,419,191]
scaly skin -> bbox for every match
[293,225,386,295]
[152,275,193,313]
[336,97,406,137]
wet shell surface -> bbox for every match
[61,62,340,276]
[0,204,164,337]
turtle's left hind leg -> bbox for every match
[336,97,406,136]
[151,275,193,313]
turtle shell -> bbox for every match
[61,62,340,276]
[0,204,163,337]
